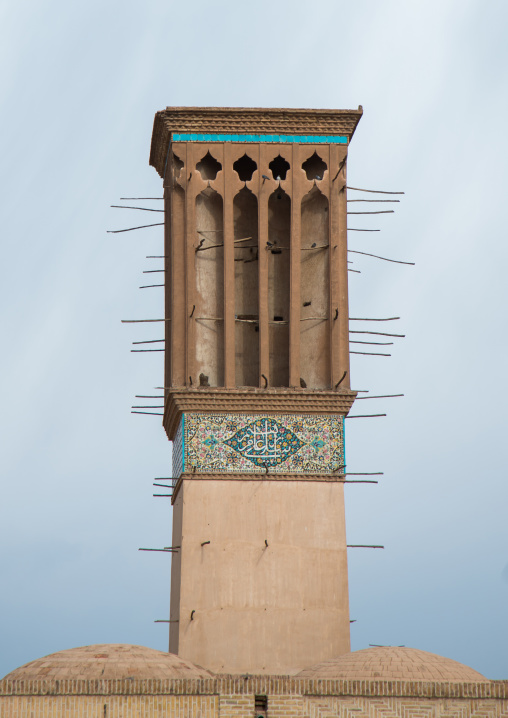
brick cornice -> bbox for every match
[0,677,503,698]
[163,387,356,440]
[150,106,363,177]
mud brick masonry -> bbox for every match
[2,107,502,717]
[155,106,360,675]
[2,647,507,718]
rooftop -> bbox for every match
[149,105,363,177]
[2,644,213,681]
[296,646,489,682]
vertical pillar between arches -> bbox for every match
[163,182,172,390]
[289,144,302,388]
[330,144,350,389]
[185,143,197,386]
[258,144,271,387]
[223,143,235,387]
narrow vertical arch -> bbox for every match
[300,186,330,388]
[268,188,291,386]
[171,152,184,179]
[195,188,224,386]
[167,183,185,387]
[234,188,259,386]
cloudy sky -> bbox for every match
[1,0,507,679]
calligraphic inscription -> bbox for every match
[179,413,344,475]
[224,418,304,467]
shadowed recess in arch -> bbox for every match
[195,187,224,386]
[302,152,327,181]
[233,154,257,182]
[171,152,184,179]
[300,186,330,388]
[196,151,222,181]
[268,188,290,387]
[234,187,259,386]
[165,183,185,385]
[269,155,290,181]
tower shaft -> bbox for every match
[149,106,362,674]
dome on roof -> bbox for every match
[296,647,488,682]
[3,644,213,681]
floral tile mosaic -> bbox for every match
[172,413,344,476]
[172,416,184,478]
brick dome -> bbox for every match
[296,647,488,682]
[3,644,213,680]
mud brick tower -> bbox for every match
[2,106,499,716]
[149,107,363,674]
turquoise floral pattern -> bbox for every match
[172,416,184,477]
[180,413,344,475]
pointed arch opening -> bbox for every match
[196,151,222,181]
[268,188,291,386]
[300,185,330,388]
[195,187,224,386]
[166,183,185,387]
[233,187,259,386]
[269,154,290,181]
[302,152,327,181]
[171,152,184,179]
[233,154,257,182]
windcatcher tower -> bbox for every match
[149,106,363,674]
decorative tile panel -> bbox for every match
[172,415,184,478]
[181,414,344,474]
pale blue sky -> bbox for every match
[1,0,507,679]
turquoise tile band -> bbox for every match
[172,133,347,144]
[172,413,345,477]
